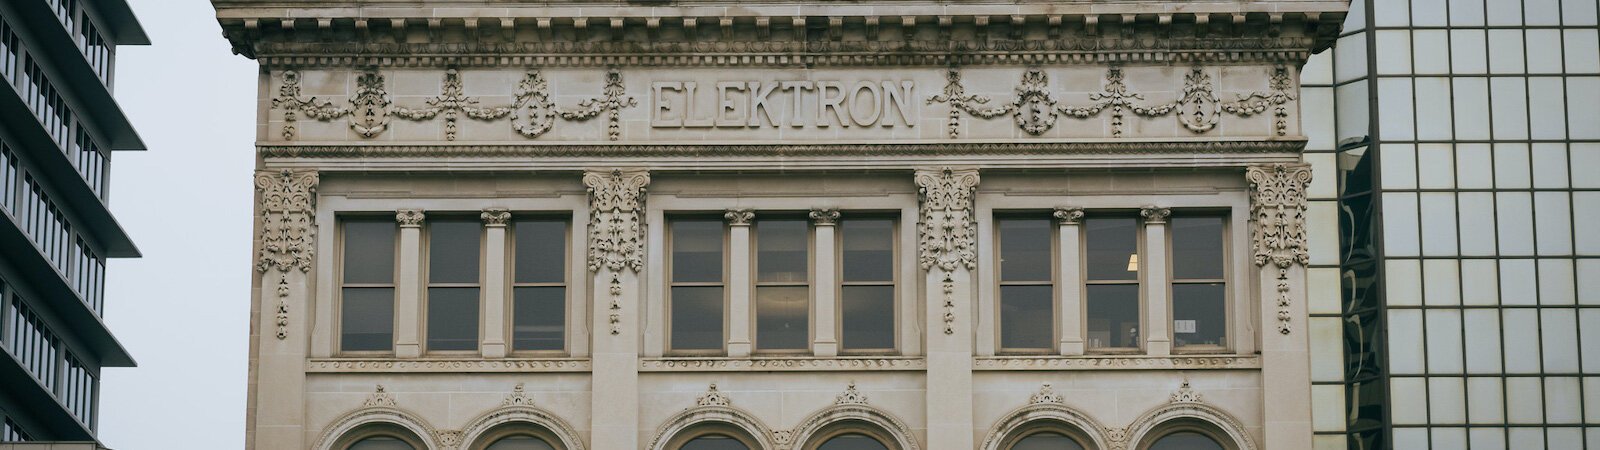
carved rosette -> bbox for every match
[585,169,651,335]
[1246,163,1312,335]
[255,169,318,341]
[916,167,979,335]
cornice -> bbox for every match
[306,358,592,373]
[639,357,927,372]
[972,355,1262,371]
[257,139,1307,159]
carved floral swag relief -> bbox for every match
[585,169,651,335]
[255,169,318,340]
[273,67,635,141]
[916,168,979,335]
[1247,163,1312,335]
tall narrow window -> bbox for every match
[1085,217,1140,351]
[340,220,396,352]
[426,220,480,352]
[512,219,566,352]
[840,218,895,352]
[1171,216,1227,349]
[670,219,725,352]
[998,217,1054,352]
[755,219,810,351]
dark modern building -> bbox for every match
[0,0,144,445]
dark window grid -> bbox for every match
[835,218,897,354]
[752,219,812,354]
[1083,217,1145,354]
[995,216,1056,354]
[666,219,728,355]
[336,220,398,354]
[508,219,569,354]
[423,221,483,354]
[1168,215,1230,352]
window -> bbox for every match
[2,416,29,441]
[1085,216,1141,351]
[998,217,1055,352]
[485,436,556,450]
[816,434,891,450]
[755,219,809,352]
[839,218,895,352]
[1170,216,1227,349]
[678,434,751,450]
[1010,432,1086,450]
[512,219,567,352]
[670,219,725,352]
[1145,431,1224,450]
[340,220,396,352]
[427,220,481,352]
[348,437,416,450]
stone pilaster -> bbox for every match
[1053,207,1085,356]
[394,209,426,358]
[915,167,978,450]
[481,208,511,358]
[1248,163,1314,449]
[251,169,318,450]
[811,208,840,357]
[1140,206,1172,356]
[725,208,755,357]
[583,168,650,450]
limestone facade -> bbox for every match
[215,1,1348,449]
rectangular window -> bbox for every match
[669,219,725,352]
[340,220,396,352]
[512,219,566,352]
[426,220,481,352]
[1170,216,1227,350]
[998,217,1054,352]
[839,218,895,352]
[1085,217,1141,351]
[755,219,810,352]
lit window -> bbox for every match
[1085,217,1141,351]
[755,219,809,351]
[340,220,396,352]
[1170,216,1227,349]
[670,219,725,352]
[426,220,481,352]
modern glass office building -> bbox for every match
[0,0,144,445]
[1304,0,1600,448]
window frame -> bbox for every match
[422,216,486,355]
[469,423,569,450]
[665,215,730,356]
[332,424,429,450]
[335,216,400,356]
[1136,424,1238,450]
[997,425,1095,450]
[834,214,899,355]
[665,426,760,450]
[1081,212,1146,355]
[506,215,572,356]
[994,212,1059,355]
[802,426,901,450]
[1166,211,1233,354]
[751,214,815,355]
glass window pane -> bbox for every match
[1085,218,1137,281]
[1149,432,1224,450]
[1173,283,1225,348]
[513,286,564,351]
[1171,217,1224,279]
[1566,30,1600,73]
[671,286,724,350]
[1503,309,1543,373]
[673,220,724,282]
[1469,377,1506,423]
[1377,78,1415,140]
[1000,218,1052,282]
[755,286,808,350]
[1451,30,1488,74]
[341,287,394,351]
[349,437,415,450]
[514,220,566,283]
[817,434,890,450]
[1449,0,1486,25]
[429,220,481,284]
[1489,78,1530,140]
[1376,31,1413,75]
[1527,30,1565,74]
[1496,193,1535,255]
[680,435,749,450]
[427,287,479,351]
[841,219,893,282]
[344,221,396,284]
[486,436,554,450]
[1454,80,1491,140]
[1568,77,1600,139]
[1012,433,1086,450]
[1529,78,1567,140]
[1486,0,1524,25]
[1000,285,1053,350]
[1465,309,1503,373]
[1425,310,1464,373]
[841,285,894,350]
[1414,78,1453,140]
[757,220,808,283]
[1086,284,1138,349]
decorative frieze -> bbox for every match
[640,357,926,372]
[391,68,513,141]
[257,140,1308,159]
[972,356,1262,371]
[306,358,593,373]
[1247,163,1312,335]
[585,169,651,335]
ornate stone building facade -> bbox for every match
[215,1,1347,449]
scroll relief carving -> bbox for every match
[585,169,651,335]
[255,169,318,341]
[916,168,979,335]
[272,68,635,141]
[1247,163,1312,335]
[930,65,1296,138]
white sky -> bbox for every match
[98,0,256,448]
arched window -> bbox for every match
[678,434,752,450]
[1146,431,1224,450]
[1009,432,1087,450]
[332,423,429,450]
[817,433,891,450]
[347,436,416,450]
[485,435,557,450]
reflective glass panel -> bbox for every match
[841,285,895,350]
[514,220,566,283]
[999,219,1052,281]
[673,221,724,283]
[1171,217,1224,279]
[1000,285,1053,350]
[344,221,396,284]
[341,287,394,351]
[756,286,809,350]
[513,286,565,351]
[671,286,724,350]
[1148,432,1224,450]
[1173,284,1227,347]
[485,436,555,450]
[1012,432,1086,450]
[1087,284,1139,349]
[817,434,890,450]
[841,219,894,282]
[757,220,808,283]
[427,287,480,351]
[1086,218,1138,281]
[429,220,481,284]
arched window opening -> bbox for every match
[348,437,415,450]
[817,433,891,450]
[1010,432,1087,450]
[678,434,752,450]
[486,435,557,450]
[331,423,429,450]
[1146,431,1224,450]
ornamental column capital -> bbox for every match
[396,209,426,228]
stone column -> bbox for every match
[251,169,318,449]
[811,208,840,357]
[481,208,511,358]
[1248,163,1315,449]
[1053,207,1085,356]
[915,168,978,450]
[583,169,650,450]
[725,208,754,357]
[395,208,426,358]
[1140,206,1172,356]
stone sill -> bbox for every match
[972,355,1261,371]
[640,357,927,372]
[307,358,592,373]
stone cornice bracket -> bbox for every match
[724,208,755,227]
[481,208,511,227]
[1139,206,1172,225]
[396,209,426,228]
[916,167,979,335]
[585,168,651,335]
[559,68,637,141]
[255,169,318,341]
[1246,163,1311,335]
[1053,207,1085,226]
[926,68,1010,138]
[809,208,840,226]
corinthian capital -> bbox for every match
[915,167,980,272]
[255,169,319,274]
[396,209,426,227]
[584,168,651,273]
[1246,163,1313,269]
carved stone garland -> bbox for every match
[585,169,651,335]
[1246,163,1312,335]
[916,168,979,335]
[925,68,1010,138]
[271,68,634,141]
[255,169,318,340]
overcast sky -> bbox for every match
[98,0,256,448]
